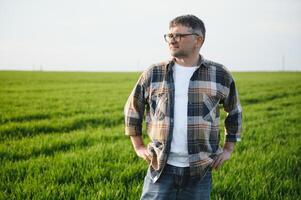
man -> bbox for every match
[124,14,242,200]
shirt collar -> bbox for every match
[166,54,209,73]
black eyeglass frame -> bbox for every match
[164,33,200,42]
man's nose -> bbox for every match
[169,37,178,44]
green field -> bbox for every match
[0,71,300,200]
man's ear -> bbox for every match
[197,36,204,48]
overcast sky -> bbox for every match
[0,0,300,72]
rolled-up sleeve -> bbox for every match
[223,78,243,142]
[124,72,149,136]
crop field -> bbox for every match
[0,71,300,199]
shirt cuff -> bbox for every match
[225,134,241,142]
[125,126,142,136]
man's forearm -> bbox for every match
[130,135,145,150]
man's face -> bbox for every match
[167,24,203,58]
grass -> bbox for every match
[0,71,300,199]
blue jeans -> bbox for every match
[141,164,212,200]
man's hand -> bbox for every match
[130,136,153,164]
[135,146,153,163]
[211,142,234,170]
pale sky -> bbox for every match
[0,0,300,72]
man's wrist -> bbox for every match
[223,142,235,152]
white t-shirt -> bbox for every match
[167,62,198,167]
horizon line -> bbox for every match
[1,69,300,73]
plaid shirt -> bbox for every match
[124,55,242,182]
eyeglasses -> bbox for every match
[164,33,199,43]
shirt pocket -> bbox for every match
[150,93,168,121]
[202,94,221,122]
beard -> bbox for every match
[170,49,189,58]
